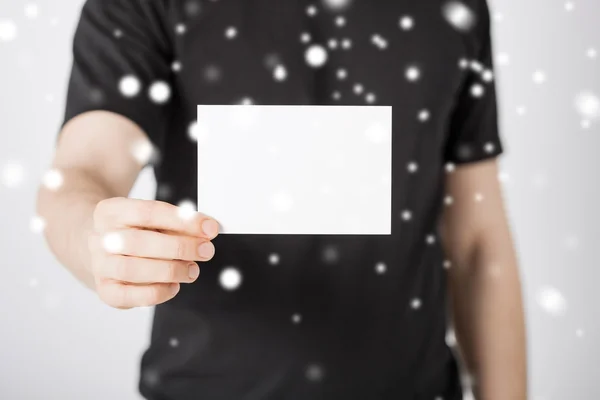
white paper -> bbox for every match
[197,105,392,235]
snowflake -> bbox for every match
[407,161,419,173]
[306,5,318,16]
[425,234,436,245]
[102,232,125,254]
[399,15,414,31]
[444,195,454,206]
[405,66,420,82]
[30,216,46,233]
[400,210,412,221]
[225,26,237,39]
[331,91,341,100]
[586,47,597,59]
[169,337,179,347]
[482,69,494,82]
[149,81,171,104]
[0,19,17,42]
[470,84,485,98]
[365,93,376,103]
[24,4,40,19]
[268,253,280,265]
[305,364,325,382]
[442,1,476,32]
[177,200,197,220]
[537,286,567,316]
[42,169,64,191]
[175,23,187,35]
[131,139,155,165]
[171,61,182,72]
[322,0,352,11]
[119,75,141,98]
[336,68,348,80]
[341,38,352,50]
[410,298,422,309]
[532,70,547,84]
[353,83,364,95]
[418,109,430,122]
[305,45,328,68]
[375,262,387,274]
[220,267,242,291]
[300,32,311,43]
[564,1,575,11]
[292,313,302,324]
[335,16,346,27]
[371,34,388,50]
[273,64,288,82]
[458,58,469,69]
[1,163,24,187]
[328,38,338,50]
[574,91,600,120]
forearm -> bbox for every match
[447,227,527,399]
[36,166,118,290]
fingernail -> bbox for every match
[188,263,200,279]
[201,219,219,238]
[198,242,215,259]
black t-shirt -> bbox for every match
[64,1,503,399]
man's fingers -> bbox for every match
[96,229,215,261]
[103,255,200,284]
[96,281,180,309]
[94,197,220,239]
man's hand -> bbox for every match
[88,197,219,309]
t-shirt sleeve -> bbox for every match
[63,0,173,147]
[443,0,504,165]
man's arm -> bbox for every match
[440,159,527,399]
[36,111,146,290]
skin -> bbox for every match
[37,110,527,398]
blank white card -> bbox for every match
[196,105,392,235]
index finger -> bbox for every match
[95,197,219,239]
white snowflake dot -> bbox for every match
[517,105,527,116]
[336,68,348,80]
[444,195,454,206]
[410,298,422,309]
[576,329,585,338]
[445,163,456,173]
[177,200,197,221]
[113,29,123,39]
[426,234,436,245]
[458,58,469,69]
[323,0,352,11]
[375,262,387,274]
[292,313,302,324]
[407,161,419,173]
[300,32,311,43]
[470,83,485,98]
[401,210,412,221]
[474,192,484,202]
[119,75,141,98]
[0,19,17,42]
[305,45,328,68]
[131,139,154,165]
[331,91,341,100]
[268,253,280,265]
[24,4,40,19]
[442,1,476,32]
[102,232,125,254]
[405,66,420,82]
[42,169,64,191]
[537,286,567,316]
[418,109,430,122]
[469,60,483,73]
[574,91,600,120]
[341,38,352,50]
[586,47,597,59]
[305,364,325,382]
[273,64,288,82]
[353,83,364,95]
[482,69,494,82]
[483,142,495,153]
[496,52,510,66]
[565,1,575,11]
[1,163,24,187]
[169,337,179,347]
[365,93,376,103]
[30,216,46,234]
[225,26,237,39]
[443,260,452,269]
[399,15,414,30]
[335,16,346,27]
[172,61,182,72]
[306,5,318,16]
[220,267,242,291]
[149,81,171,104]
[532,70,547,84]
[175,23,187,35]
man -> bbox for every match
[37,0,527,399]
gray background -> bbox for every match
[0,0,598,399]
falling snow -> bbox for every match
[25,4,40,19]
[405,66,420,82]
[565,1,575,12]
[300,32,311,43]
[102,232,125,254]
[532,70,547,84]
[399,15,414,31]
[353,83,364,95]
[172,61,182,72]
[407,161,419,173]
[1,163,24,187]
[375,262,387,274]
[336,68,347,80]
[0,19,17,42]
[131,139,155,165]
[322,0,352,12]
[114,29,123,39]
[30,216,46,234]
[306,5,318,17]
[470,83,485,98]
[401,210,412,221]
[586,47,597,59]
[177,200,197,220]
[225,26,237,39]
[42,169,64,191]
[335,16,346,27]
[169,337,179,347]
[292,313,302,324]
[574,91,600,120]
[328,38,338,49]
[305,45,328,68]
[204,64,222,83]
[365,93,376,103]
[119,75,141,98]
[305,364,325,382]
[537,286,567,316]
[268,253,280,265]
[371,34,388,50]
[442,1,476,32]
[273,64,288,82]
[418,109,430,122]
[425,234,436,245]
[149,81,171,104]
[341,38,352,50]
[410,298,422,309]
[220,267,242,291]
[323,245,339,264]
[175,23,187,35]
